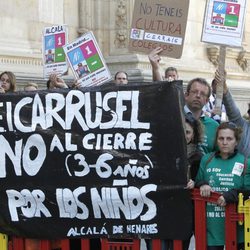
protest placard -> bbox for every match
[43,25,69,78]
[0,82,192,239]
[201,0,247,116]
[129,0,190,58]
[201,0,247,47]
[63,31,112,87]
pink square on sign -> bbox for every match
[55,33,66,48]
[226,4,240,16]
[80,41,97,59]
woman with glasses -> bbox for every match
[195,122,250,250]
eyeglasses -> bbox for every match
[189,90,208,98]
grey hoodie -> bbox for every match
[223,91,250,158]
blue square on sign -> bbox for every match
[68,48,85,66]
[45,35,55,50]
[213,2,227,14]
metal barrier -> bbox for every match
[5,189,250,250]
[8,238,90,250]
[6,238,184,250]
[0,234,8,249]
[192,189,249,250]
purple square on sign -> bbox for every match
[80,41,97,59]
[55,33,66,48]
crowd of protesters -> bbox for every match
[0,46,250,250]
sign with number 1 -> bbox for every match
[201,0,247,47]
[42,25,69,78]
[63,31,111,87]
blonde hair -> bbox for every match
[24,82,38,91]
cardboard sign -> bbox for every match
[129,0,190,58]
[0,82,192,239]
[43,25,69,78]
[63,31,112,87]
[201,0,247,47]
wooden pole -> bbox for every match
[213,45,226,116]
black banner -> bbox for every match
[0,81,192,239]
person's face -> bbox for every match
[115,72,128,84]
[24,86,37,91]
[185,122,194,144]
[165,70,178,81]
[217,129,237,156]
[185,82,209,111]
[0,73,11,92]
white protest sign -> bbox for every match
[201,0,247,47]
[42,25,69,78]
[63,31,112,87]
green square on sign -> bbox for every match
[55,48,66,62]
[224,15,239,27]
[86,54,103,72]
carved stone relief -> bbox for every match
[206,46,219,67]
[236,50,248,71]
[206,45,249,71]
[114,0,128,48]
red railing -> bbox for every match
[6,189,246,250]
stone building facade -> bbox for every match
[0,0,249,113]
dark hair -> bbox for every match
[215,122,242,144]
[186,78,211,98]
[0,71,16,92]
[114,71,128,80]
[185,113,203,144]
[46,79,51,89]
[165,67,178,77]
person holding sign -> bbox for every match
[149,48,218,154]
[214,70,250,158]
[148,47,179,82]
[47,73,68,89]
[196,122,250,250]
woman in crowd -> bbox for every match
[0,71,16,93]
[185,113,204,189]
[196,122,250,250]
[146,114,203,250]
[183,113,203,250]
[214,70,250,158]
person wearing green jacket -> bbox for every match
[196,122,250,250]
